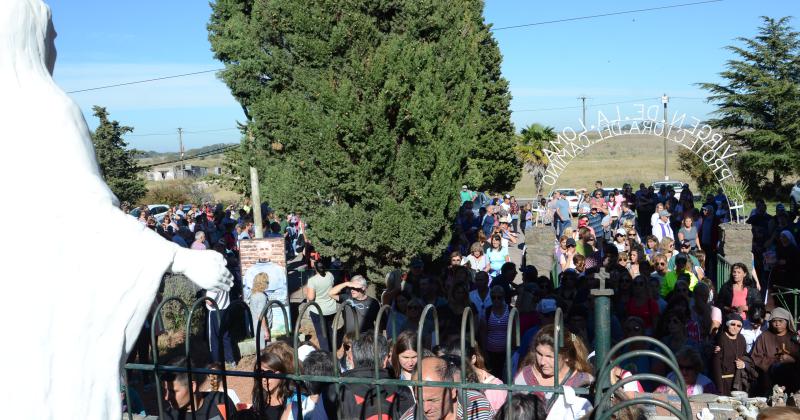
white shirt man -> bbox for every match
[652,210,675,241]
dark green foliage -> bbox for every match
[677,148,718,195]
[698,16,800,196]
[209,0,512,278]
[91,106,147,204]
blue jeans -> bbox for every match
[556,219,572,238]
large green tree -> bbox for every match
[91,106,147,204]
[209,0,508,277]
[698,16,800,195]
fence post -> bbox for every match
[590,271,614,374]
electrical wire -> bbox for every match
[491,0,723,31]
[139,143,240,169]
[512,97,660,113]
[128,127,239,137]
[66,68,223,94]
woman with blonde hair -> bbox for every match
[250,272,270,348]
[658,237,676,259]
[514,324,594,400]
[462,242,487,272]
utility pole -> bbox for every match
[662,94,669,180]
[579,96,588,126]
[177,127,185,158]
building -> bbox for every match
[146,164,210,181]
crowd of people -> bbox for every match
[122,180,800,419]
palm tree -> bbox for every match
[514,123,555,196]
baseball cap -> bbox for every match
[659,210,670,217]
[504,194,511,199]
[536,298,557,314]
[615,228,627,236]
[776,203,786,212]
[566,238,577,247]
[462,185,468,190]
[680,240,691,248]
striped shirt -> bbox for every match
[486,306,509,352]
[399,389,493,420]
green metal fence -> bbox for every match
[715,254,732,292]
[772,286,800,323]
[123,294,689,419]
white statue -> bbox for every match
[0,1,233,418]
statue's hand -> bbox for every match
[171,248,233,291]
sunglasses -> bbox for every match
[656,262,667,266]
[729,323,743,328]
[587,238,596,241]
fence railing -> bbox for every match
[715,254,732,292]
[123,293,687,419]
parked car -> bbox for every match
[129,204,170,221]
[790,181,800,213]
[652,180,684,196]
[549,188,580,215]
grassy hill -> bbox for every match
[510,134,693,198]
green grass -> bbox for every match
[511,134,695,199]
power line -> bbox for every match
[66,68,223,94]
[512,97,659,113]
[128,127,239,137]
[492,0,723,31]
[140,143,240,169]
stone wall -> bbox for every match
[720,222,752,266]
[524,225,556,279]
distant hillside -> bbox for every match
[135,143,238,161]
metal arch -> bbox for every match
[598,336,687,395]
[415,304,440,420]
[293,301,324,419]
[595,349,684,406]
[184,296,225,420]
[376,304,398,342]
[596,374,692,420]
[259,299,291,344]
[149,296,188,420]
[504,307,521,420]
[373,304,397,418]
[330,301,360,420]
[598,396,688,420]
[459,307,477,419]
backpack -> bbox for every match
[339,381,402,420]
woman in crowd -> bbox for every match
[651,203,665,229]
[589,189,608,215]
[659,237,676,260]
[689,282,722,341]
[612,228,628,253]
[741,303,766,353]
[712,314,748,396]
[644,235,660,263]
[485,234,509,278]
[628,248,642,277]
[657,309,701,372]
[626,275,660,334]
[715,262,759,320]
[462,242,487,273]
[609,189,623,218]
[677,215,701,251]
[694,250,707,282]
[656,347,717,396]
[249,272,270,350]
[391,330,418,381]
[576,228,596,257]
[250,349,295,419]
[514,324,594,400]
[305,261,337,352]
[559,238,578,273]
[480,285,510,379]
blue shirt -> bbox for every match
[555,199,571,222]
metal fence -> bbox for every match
[123,293,689,419]
[715,254,732,292]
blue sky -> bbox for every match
[49,0,797,152]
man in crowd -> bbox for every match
[554,191,572,239]
[340,334,414,418]
[399,357,493,420]
[161,358,237,420]
[329,274,380,334]
[660,254,698,297]
[652,210,674,241]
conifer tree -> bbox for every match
[91,106,146,204]
[698,16,800,195]
[209,0,509,277]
